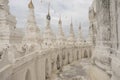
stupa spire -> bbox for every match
[27,0,36,26]
[42,3,56,48]
[78,23,83,42]
[23,0,41,44]
[67,18,76,46]
[45,2,51,30]
[69,18,75,38]
[58,16,64,37]
[56,16,66,47]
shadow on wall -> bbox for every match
[45,59,49,80]
[25,70,31,80]
[57,55,60,70]
[84,50,88,58]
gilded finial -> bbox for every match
[28,0,34,9]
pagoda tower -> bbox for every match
[23,0,41,45]
[42,3,56,48]
[67,19,75,46]
[76,23,83,46]
[56,16,66,47]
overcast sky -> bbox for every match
[9,0,93,39]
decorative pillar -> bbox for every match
[67,19,75,46]
[23,0,42,47]
[42,3,56,49]
[56,16,66,48]
[0,0,16,46]
[76,23,83,46]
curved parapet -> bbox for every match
[0,47,13,80]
